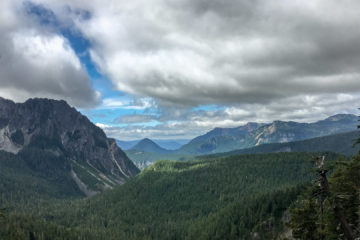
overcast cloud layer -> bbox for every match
[1,0,359,139]
[73,0,360,106]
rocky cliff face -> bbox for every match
[0,97,139,196]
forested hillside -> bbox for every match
[0,0,358,238]
[0,107,358,239]
[0,152,339,240]
[0,150,83,205]
[1,149,359,239]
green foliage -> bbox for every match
[190,186,305,240]
[42,152,338,239]
[0,212,95,240]
[290,197,319,239]
[125,149,193,169]
[0,149,343,239]
[289,154,360,239]
[0,149,83,208]
[71,162,103,191]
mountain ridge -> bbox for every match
[0,97,139,196]
[117,138,189,150]
[200,130,360,159]
[177,114,358,154]
[130,138,172,154]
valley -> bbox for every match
[0,97,358,240]
[1,1,359,239]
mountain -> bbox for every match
[201,130,360,159]
[122,114,358,169]
[127,130,360,170]
[117,139,189,150]
[0,97,139,197]
[251,114,358,146]
[126,138,192,169]
[191,122,264,142]
[130,138,171,154]
[177,114,358,154]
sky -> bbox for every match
[0,0,359,140]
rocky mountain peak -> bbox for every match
[0,97,139,196]
[323,114,357,122]
[131,138,170,154]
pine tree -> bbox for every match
[289,154,360,239]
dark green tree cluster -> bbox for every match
[0,145,345,239]
[289,154,360,239]
[41,152,338,240]
[0,211,96,240]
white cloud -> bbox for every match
[95,123,112,129]
[1,0,359,139]
[58,0,360,108]
[101,98,127,108]
[12,31,81,70]
[100,97,154,110]
[0,0,100,108]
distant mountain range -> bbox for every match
[0,96,358,239]
[116,139,189,150]
[201,130,360,159]
[177,114,358,155]
[0,97,139,197]
[126,114,358,168]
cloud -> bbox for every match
[62,0,360,107]
[0,0,99,108]
[1,0,359,140]
[114,113,157,124]
[100,97,155,110]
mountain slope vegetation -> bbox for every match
[289,153,360,239]
[2,150,358,240]
[26,152,339,240]
[0,96,357,239]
